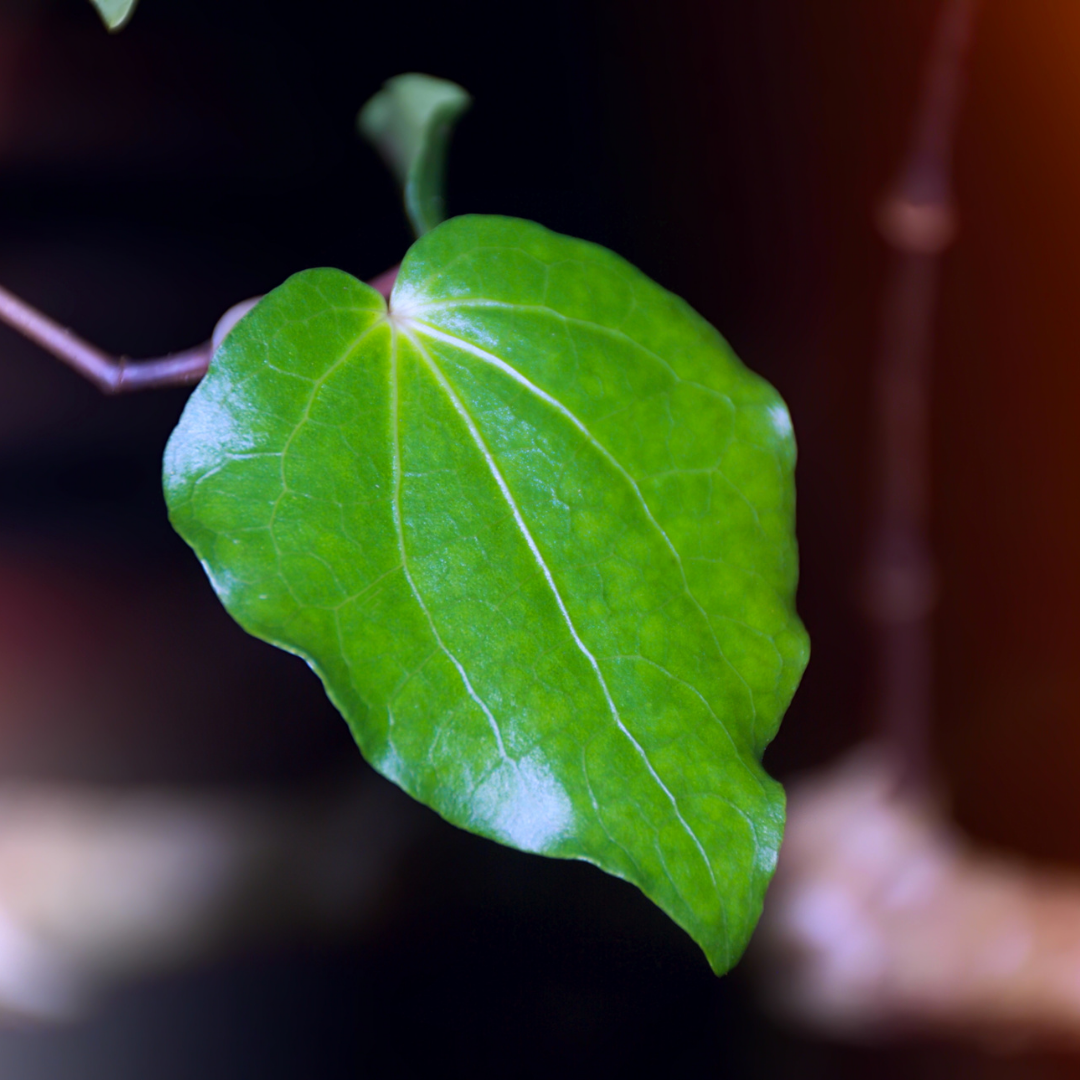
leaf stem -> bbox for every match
[865,0,979,792]
[0,264,401,395]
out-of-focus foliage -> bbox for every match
[88,0,139,31]
[358,74,471,237]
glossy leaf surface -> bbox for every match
[89,0,138,30]
[358,74,471,237]
[164,215,808,972]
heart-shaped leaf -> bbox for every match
[163,215,808,972]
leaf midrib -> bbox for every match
[388,324,511,769]
[400,322,721,897]
[407,317,764,759]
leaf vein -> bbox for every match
[410,321,760,751]
[404,326,717,889]
[389,326,510,766]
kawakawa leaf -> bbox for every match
[88,0,139,31]
[358,74,471,237]
[163,215,808,972]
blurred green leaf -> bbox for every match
[359,74,471,237]
[89,0,139,31]
[163,215,807,973]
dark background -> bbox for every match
[0,0,1078,1075]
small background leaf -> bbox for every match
[163,215,808,973]
[358,74,471,237]
[88,0,139,31]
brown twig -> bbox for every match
[0,282,210,394]
[0,265,401,395]
[865,0,979,792]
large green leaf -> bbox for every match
[88,0,139,31]
[163,215,807,972]
[358,74,471,237]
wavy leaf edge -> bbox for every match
[164,214,808,974]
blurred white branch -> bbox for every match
[754,747,1080,1047]
[0,778,422,1022]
